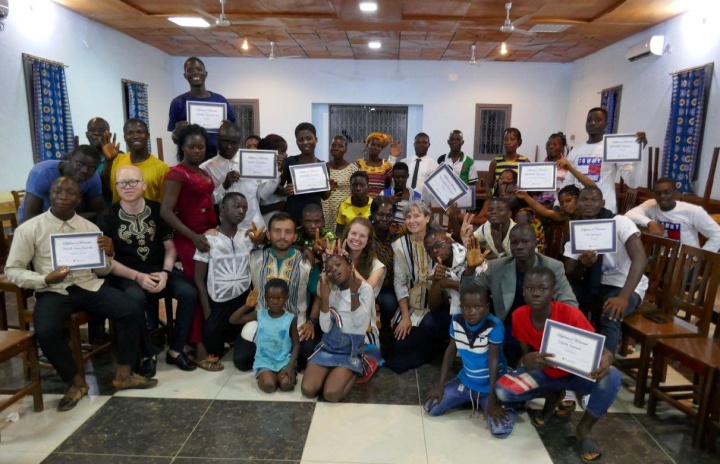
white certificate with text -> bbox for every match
[289,162,330,194]
[238,150,278,180]
[424,164,470,210]
[540,319,605,381]
[569,219,617,254]
[186,101,227,133]
[603,134,642,163]
[50,232,106,270]
[518,163,557,191]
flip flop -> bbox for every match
[194,355,224,372]
[579,437,603,462]
[528,408,554,428]
[555,400,577,420]
[487,408,516,439]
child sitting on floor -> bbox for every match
[301,248,373,402]
[230,280,300,393]
[424,283,515,438]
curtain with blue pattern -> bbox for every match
[123,80,151,152]
[661,66,711,194]
[29,59,75,162]
[600,87,621,134]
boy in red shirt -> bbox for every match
[495,266,620,462]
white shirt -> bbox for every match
[564,215,648,299]
[625,200,720,251]
[405,154,439,194]
[322,282,373,336]
[193,230,253,302]
[559,141,640,213]
[201,152,280,230]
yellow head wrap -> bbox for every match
[365,132,393,148]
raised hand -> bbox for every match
[636,131,648,148]
[99,131,120,161]
[319,271,331,303]
[460,213,476,245]
[466,236,491,269]
[312,228,325,256]
[390,140,403,158]
[245,288,260,308]
[245,221,267,245]
[513,186,529,201]
[432,257,448,281]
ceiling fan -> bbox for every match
[267,41,305,60]
[476,2,534,36]
[194,0,234,27]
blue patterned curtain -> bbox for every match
[661,67,710,194]
[29,59,75,162]
[124,80,151,152]
[600,87,621,134]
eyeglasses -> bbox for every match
[426,239,448,252]
[116,180,142,188]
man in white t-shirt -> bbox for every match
[563,186,648,353]
[625,177,720,251]
[558,107,644,213]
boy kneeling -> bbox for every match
[424,283,514,438]
[495,266,620,462]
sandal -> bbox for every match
[578,437,603,462]
[194,355,224,372]
[555,400,577,420]
[58,383,89,412]
[528,408,554,428]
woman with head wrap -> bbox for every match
[356,132,402,198]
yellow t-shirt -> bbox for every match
[111,153,170,203]
[336,197,373,226]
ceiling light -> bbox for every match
[528,24,572,33]
[359,2,378,12]
[242,38,249,50]
[500,42,508,55]
[368,41,381,49]
[168,17,211,28]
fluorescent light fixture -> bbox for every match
[368,41,382,49]
[168,17,211,28]
[500,42,508,55]
[359,2,378,12]
[242,38,250,50]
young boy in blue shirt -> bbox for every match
[423,282,515,437]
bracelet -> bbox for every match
[350,291,361,297]
[161,269,172,274]
[307,317,319,326]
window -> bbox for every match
[474,104,512,160]
[329,105,408,163]
[228,99,260,145]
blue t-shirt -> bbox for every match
[167,91,236,159]
[381,187,423,224]
[449,312,506,393]
[19,160,102,222]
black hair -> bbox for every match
[588,107,609,120]
[265,278,289,295]
[294,122,317,137]
[459,282,489,300]
[579,185,604,199]
[175,124,210,162]
[184,57,205,69]
[351,170,370,183]
[414,132,430,141]
[498,169,518,182]
[302,203,323,217]
[268,211,295,229]
[503,127,522,141]
[448,130,463,140]
[370,195,396,216]
[489,197,511,209]
[425,223,447,239]
[69,144,101,162]
[222,192,247,205]
[245,134,261,143]
[654,177,676,191]
[524,266,556,285]
[558,184,581,198]
[257,134,287,152]
[549,131,567,147]
[510,223,537,239]
[393,162,409,173]
[123,118,148,132]
[332,135,348,145]
[87,117,109,131]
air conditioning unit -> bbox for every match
[626,35,665,62]
[0,0,8,20]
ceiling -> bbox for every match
[53,0,690,62]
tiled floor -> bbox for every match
[1,295,719,463]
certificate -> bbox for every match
[455,186,476,209]
[186,101,226,133]
[424,164,470,210]
[50,232,106,271]
[603,134,642,162]
[289,162,330,194]
[518,163,557,191]
[238,149,278,180]
[569,219,617,254]
[540,319,606,381]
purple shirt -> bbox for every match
[167,92,236,159]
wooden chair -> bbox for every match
[620,244,720,408]
[617,187,639,214]
[11,190,25,213]
[68,311,115,375]
[638,232,680,311]
[0,215,32,331]
[647,322,720,450]
[0,331,43,414]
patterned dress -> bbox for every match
[323,163,358,231]
[356,159,393,198]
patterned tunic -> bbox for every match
[356,159,393,198]
[323,163,358,231]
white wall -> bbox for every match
[565,4,720,198]
[172,57,573,169]
[0,0,175,190]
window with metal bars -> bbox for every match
[228,99,260,145]
[474,104,512,160]
[329,105,408,163]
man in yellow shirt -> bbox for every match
[336,171,373,237]
[108,119,169,203]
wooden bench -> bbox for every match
[0,330,43,414]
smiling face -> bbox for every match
[546,135,564,160]
[424,231,451,263]
[330,137,347,161]
[326,255,352,287]
[413,135,430,157]
[123,121,149,154]
[182,134,207,165]
[523,273,555,313]
[296,130,317,156]
[405,206,431,235]
[447,132,464,152]
[459,291,490,326]
[487,199,510,225]
[653,181,678,212]
[115,167,146,203]
[267,218,297,252]
[346,222,371,252]
[183,59,207,88]
[218,126,241,159]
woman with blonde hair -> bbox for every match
[356,132,401,198]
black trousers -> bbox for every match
[33,284,144,383]
[203,291,249,357]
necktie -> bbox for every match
[411,158,421,189]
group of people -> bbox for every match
[7,56,720,463]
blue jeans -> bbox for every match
[424,377,490,416]
[495,366,621,419]
[597,285,641,354]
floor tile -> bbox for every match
[339,367,420,405]
[0,450,50,464]
[302,403,427,464]
[215,369,314,402]
[632,412,720,464]
[423,408,553,464]
[176,459,298,464]
[0,394,110,452]
[534,411,674,464]
[54,397,211,456]
[41,454,171,463]
[178,400,315,460]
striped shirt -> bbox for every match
[451,312,506,393]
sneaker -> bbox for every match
[356,354,380,384]
[112,373,159,390]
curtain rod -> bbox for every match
[22,53,69,68]
[121,78,148,86]
[597,84,623,94]
[670,62,713,76]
